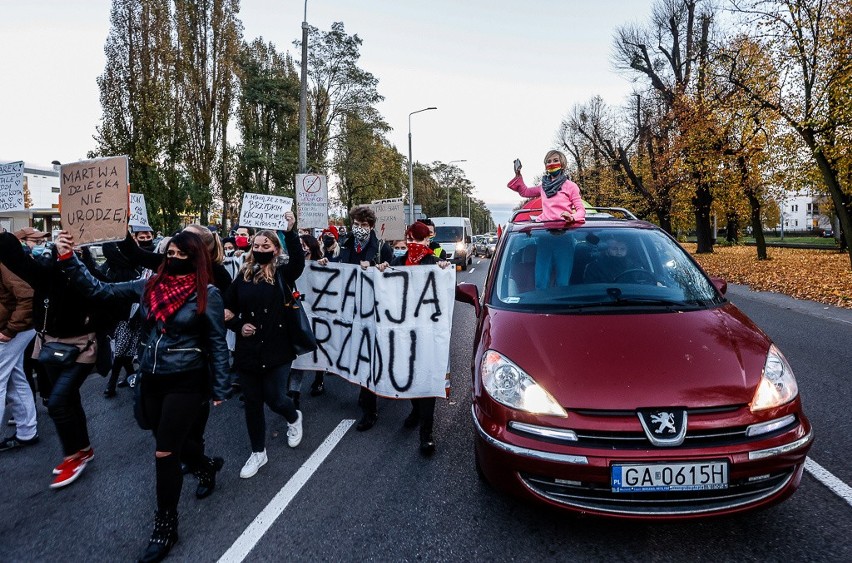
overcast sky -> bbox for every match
[0,0,654,226]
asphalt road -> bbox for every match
[1,258,850,562]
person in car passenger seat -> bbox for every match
[583,236,642,283]
[507,150,586,289]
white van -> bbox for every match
[431,217,473,270]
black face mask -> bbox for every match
[138,241,155,250]
[252,251,274,265]
[165,257,195,276]
[322,236,336,248]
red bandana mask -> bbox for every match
[405,243,432,265]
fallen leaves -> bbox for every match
[684,244,852,309]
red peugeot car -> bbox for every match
[456,208,813,519]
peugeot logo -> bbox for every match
[638,408,687,446]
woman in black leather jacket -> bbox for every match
[55,230,230,563]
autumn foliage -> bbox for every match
[684,244,852,308]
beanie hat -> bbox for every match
[321,225,339,240]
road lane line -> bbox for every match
[469,268,475,273]
[218,419,356,563]
[476,260,481,264]
[805,457,852,508]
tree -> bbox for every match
[296,22,383,172]
[725,0,852,267]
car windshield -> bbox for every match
[435,226,464,242]
[489,227,722,312]
[487,237,497,244]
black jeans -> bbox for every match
[45,362,94,456]
[239,363,298,452]
[141,371,205,512]
[411,397,436,439]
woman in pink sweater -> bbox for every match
[507,150,585,289]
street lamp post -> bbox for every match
[445,159,466,216]
[407,107,437,225]
[298,1,309,174]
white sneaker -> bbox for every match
[287,411,303,448]
[239,450,268,479]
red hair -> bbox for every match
[144,230,213,314]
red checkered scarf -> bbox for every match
[146,273,197,325]
[405,243,432,266]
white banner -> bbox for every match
[292,262,455,399]
[370,197,405,241]
[238,192,293,231]
[295,174,329,230]
[129,193,150,229]
[0,161,25,212]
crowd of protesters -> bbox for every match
[0,205,453,563]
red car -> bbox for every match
[455,208,813,519]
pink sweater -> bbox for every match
[507,176,586,223]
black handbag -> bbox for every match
[38,341,84,366]
[277,274,318,357]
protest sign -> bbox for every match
[60,156,129,245]
[369,197,405,241]
[129,193,151,229]
[292,262,455,399]
[238,192,293,231]
[295,174,329,230]
[0,161,25,212]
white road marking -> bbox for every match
[476,260,481,265]
[468,268,475,273]
[805,457,852,508]
[218,419,356,563]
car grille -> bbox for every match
[519,469,796,516]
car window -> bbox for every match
[435,226,464,242]
[490,227,721,312]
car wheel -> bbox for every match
[460,260,467,271]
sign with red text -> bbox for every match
[60,156,129,245]
[238,192,293,231]
[369,197,405,241]
[0,161,25,212]
[295,174,329,230]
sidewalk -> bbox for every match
[726,283,852,327]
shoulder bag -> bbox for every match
[276,273,318,357]
[36,298,93,366]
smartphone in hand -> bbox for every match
[513,159,522,173]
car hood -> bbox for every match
[482,304,771,410]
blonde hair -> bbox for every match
[184,224,224,265]
[543,150,568,170]
[241,229,282,284]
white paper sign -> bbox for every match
[292,262,455,399]
[238,192,293,230]
[369,197,405,241]
[0,161,25,212]
[295,174,329,230]
[129,193,150,228]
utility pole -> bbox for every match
[298,1,309,174]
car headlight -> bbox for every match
[455,242,466,252]
[750,345,799,412]
[481,350,567,417]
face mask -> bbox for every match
[352,226,370,241]
[165,257,195,276]
[545,163,562,175]
[393,248,406,258]
[138,241,155,250]
[322,236,336,248]
[31,244,48,257]
[235,235,249,249]
[252,250,274,265]
[225,249,235,257]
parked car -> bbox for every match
[455,207,813,519]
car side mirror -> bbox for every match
[455,282,481,316]
[710,276,727,296]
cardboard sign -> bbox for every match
[369,197,405,241]
[238,192,293,231]
[292,262,455,399]
[0,161,25,212]
[60,156,129,245]
[129,193,151,229]
[295,174,329,230]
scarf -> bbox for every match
[405,243,432,266]
[541,169,567,198]
[147,273,197,325]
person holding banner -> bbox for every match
[52,229,231,563]
[224,213,306,479]
[376,221,452,454]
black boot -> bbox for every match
[356,412,378,431]
[194,456,224,500]
[138,509,178,563]
[419,429,435,456]
[310,372,325,396]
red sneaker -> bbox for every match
[50,456,88,489]
[53,448,94,475]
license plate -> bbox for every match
[611,461,728,492]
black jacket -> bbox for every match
[0,233,107,338]
[336,231,393,266]
[390,252,443,267]
[225,230,305,372]
[58,254,232,401]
